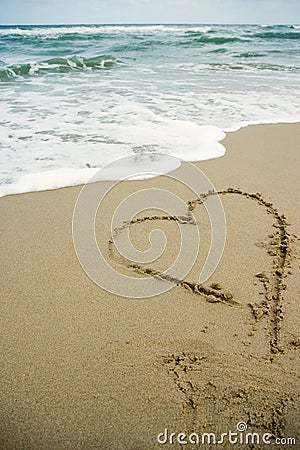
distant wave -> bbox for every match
[209,48,228,54]
[213,62,299,72]
[182,36,249,45]
[110,40,164,52]
[110,35,250,53]
[184,28,213,36]
[0,55,121,81]
[234,52,266,58]
[251,31,300,40]
[0,24,211,37]
[180,62,299,72]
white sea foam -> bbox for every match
[1,24,299,197]
[1,78,299,197]
[0,25,211,37]
[0,155,183,197]
[0,100,226,197]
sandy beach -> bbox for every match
[0,123,299,449]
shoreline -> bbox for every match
[223,117,300,133]
[0,121,299,199]
[1,122,299,449]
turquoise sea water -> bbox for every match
[0,24,299,195]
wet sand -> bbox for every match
[0,123,299,449]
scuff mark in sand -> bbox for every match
[162,349,295,440]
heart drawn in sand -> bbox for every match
[108,187,294,357]
[72,154,296,358]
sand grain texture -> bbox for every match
[0,124,299,449]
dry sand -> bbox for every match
[0,123,299,449]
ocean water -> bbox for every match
[0,23,299,196]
